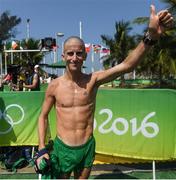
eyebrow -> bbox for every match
[66,51,84,56]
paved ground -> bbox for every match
[1,161,176,179]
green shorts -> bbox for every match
[51,136,96,174]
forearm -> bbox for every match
[95,39,154,85]
[38,115,48,150]
[24,84,35,89]
[122,40,151,73]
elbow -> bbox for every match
[126,66,135,73]
[30,85,36,89]
[122,62,135,74]
[38,114,48,124]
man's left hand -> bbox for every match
[149,4,174,40]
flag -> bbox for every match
[92,44,101,53]
[100,47,110,58]
[52,45,59,51]
[11,41,18,49]
[85,43,91,53]
[101,47,110,54]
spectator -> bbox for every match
[2,72,13,84]
[23,65,40,91]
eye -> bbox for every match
[67,52,74,56]
[76,52,84,57]
[66,51,84,57]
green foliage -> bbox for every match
[3,38,44,70]
[101,20,135,68]
[100,1,176,88]
[20,38,44,66]
[0,11,21,41]
[132,17,149,25]
[160,0,176,15]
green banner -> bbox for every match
[0,92,44,146]
[94,89,176,160]
[0,89,176,161]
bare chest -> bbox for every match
[55,82,96,107]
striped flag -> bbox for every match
[100,47,110,58]
[85,43,91,53]
[92,44,101,53]
[11,41,18,49]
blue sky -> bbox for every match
[0,0,169,74]
[1,0,168,44]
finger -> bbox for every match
[159,13,172,22]
[160,18,174,29]
[150,4,156,17]
[158,10,169,19]
[163,18,174,29]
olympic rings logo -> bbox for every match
[0,104,25,135]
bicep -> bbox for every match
[40,91,55,118]
[32,75,38,86]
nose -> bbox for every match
[72,53,77,61]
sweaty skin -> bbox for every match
[37,5,173,179]
[49,73,97,146]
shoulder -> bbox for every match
[33,72,39,78]
[46,76,61,95]
[91,70,105,80]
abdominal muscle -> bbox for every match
[55,103,95,146]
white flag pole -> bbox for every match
[79,21,82,39]
[80,21,86,73]
[0,53,2,76]
[26,19,30,40]
[11,44,13,64]
[91,45,94,73]
[4,42,7,75]
[152,160,156,180]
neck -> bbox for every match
[64,69,83,82]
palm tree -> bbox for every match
[136,31,176,86]
[0,11,21,42]
[3,38,45,82]
[160,0,176,15]
[4,38,44,67]
[132,1,176,87]
[20,38,44,66]
[101,20,136,87]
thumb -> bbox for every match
[150,4,156,17]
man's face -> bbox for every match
[62,39,87,71]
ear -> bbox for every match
[83,52,87,61]
[61,53,65,61]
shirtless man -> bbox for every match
[37,5,173,179]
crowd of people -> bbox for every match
[0,64,52,92]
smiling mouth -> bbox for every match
[70,62,77,65]
[69,61,80,65]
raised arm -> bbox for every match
[95,5,174,85]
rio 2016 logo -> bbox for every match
[0,104,25,135]
[94,108,159,138]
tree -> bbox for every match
[20,38,44,66]
[101,21,136,87]
[0,11,21,41]
[160,0,176,15]
[4,38,44,66]
[132,1,176,87]
[136,31,176,85]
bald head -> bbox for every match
[63,36,86,52]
